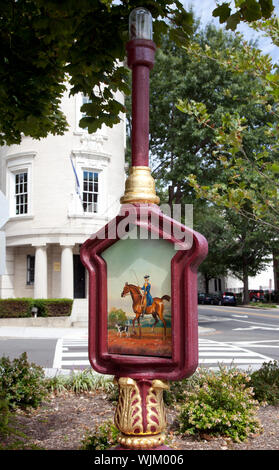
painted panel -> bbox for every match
[103,237,175,358]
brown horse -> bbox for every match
[121,283,170,338]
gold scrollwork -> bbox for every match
[114,377,169,449]
[114,377,144,435]
[146,379,169,435]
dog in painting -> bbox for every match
[115,323,130,337]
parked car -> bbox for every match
[198,293,214,305]
[198,292,223,305]
[210,293,223,305]
[249,290,265,302]
[221,292,237,306]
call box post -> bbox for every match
[80,7,208,450]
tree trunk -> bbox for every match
[243,264,249,304]
[204,275,210,294]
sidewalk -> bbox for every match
[0,324,213,339]
[0,325,88,339]
[0,324,214,378]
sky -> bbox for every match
[183,0,279,63]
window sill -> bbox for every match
[68,213,109,221]
[8,214,34,221]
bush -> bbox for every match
[250,360,279,405]
[0,353,48,410]
[45,369,114,395]
[164,373,203,406]
[80,420,120,450]
[0,392,10,436]
[0,298,73,318]
[0,298,33,318]
[32,299,73,317]
[178,366,261,442]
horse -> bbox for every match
[121,283,170,338]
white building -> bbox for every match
[198,261,276,296]
[0,88,126,325]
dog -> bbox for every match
[115,323,130,337]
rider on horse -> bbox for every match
[140,275,153,318]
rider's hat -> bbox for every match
[144,275,150,279]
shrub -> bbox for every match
[178,366,261,442]
[35,299,73,317]
[0,353,48,410]
[80,420,120,450]
[45,370,114,395]
[0,391,10,436]
[250,360,279,405]
[0,298,73,318]
[164,372,204,406]
[0,298,33,318]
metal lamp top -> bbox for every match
[129,7,153,40]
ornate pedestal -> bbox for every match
[114,377,170,450]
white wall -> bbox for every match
[227,261,275,292]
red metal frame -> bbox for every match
[80,203,208,381]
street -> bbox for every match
[0,305,278,372]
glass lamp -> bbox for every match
[129,7,153,40]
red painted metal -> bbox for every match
[80,203,208,382]
[126,39,156,167]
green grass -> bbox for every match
[249,302,278,309]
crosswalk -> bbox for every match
[53,337,90,370]
[53,336,274,371]
[199,338,273,371]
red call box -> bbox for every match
[80,203,208,381]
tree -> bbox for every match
[137,26,276,297]
[194,204,273,301]
[0,0,193,146]
[177,32,279,231]
[222,209,274,303]
[176,4,279,231]
[140,25,277,208]
[108,308,127,328]
[194,206,232,293]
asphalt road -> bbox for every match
[198,304,279,365]
[0,305,278,372]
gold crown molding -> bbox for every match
[120,166,160,205]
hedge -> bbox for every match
[0,298,73,318]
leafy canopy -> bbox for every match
[213,0,275,30]
[0,0,193,145]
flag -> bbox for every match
[70,156,82,203]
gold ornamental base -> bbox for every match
[117,432,166,450]
[120,166,160,205]
[114,377,169,450]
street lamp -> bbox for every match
[80,7,208,451]
[120,7,159,205]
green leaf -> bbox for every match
[212,3,232,23]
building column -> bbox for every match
[34,245,48,298]
[60,245,74,299]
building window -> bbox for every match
[15,172,28,215]
[82,170,98,213]
[81,94,91,118]
[27,255,35,285]
[6,151,36,218]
